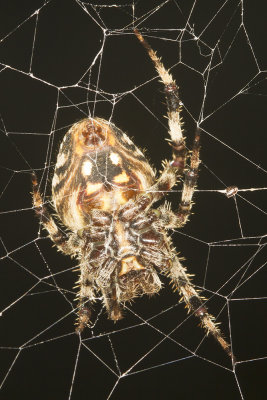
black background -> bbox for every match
[0,1,266,399]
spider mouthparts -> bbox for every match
[119,255,145,277]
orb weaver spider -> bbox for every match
[32,30,232,358]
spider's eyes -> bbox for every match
[80,121,106,148]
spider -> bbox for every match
[32,29,232,357]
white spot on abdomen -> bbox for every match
[52,174,59,188]
[56,152,67,168]
[82,160,93,176]
[110,152,121,165]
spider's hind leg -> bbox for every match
[32,172,80,255]
[176,128,201,226]
[167,256,232,358]
[135,30,201,227]
[134,29,187,176]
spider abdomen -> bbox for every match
[52,118,155,232]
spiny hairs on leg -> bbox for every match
[134,29,201,227]
[32,173,75,255]
[168,257,233,358]
[134,29,186,174]
[177,127,201,227]
[32,172,61,243]
[74,264,95,333]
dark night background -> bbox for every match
[0,1,266,399]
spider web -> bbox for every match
[0,1,266,399]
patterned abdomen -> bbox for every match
[52,118,155,231]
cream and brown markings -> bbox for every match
[52,118,155,231]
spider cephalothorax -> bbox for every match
[32,30,232,357]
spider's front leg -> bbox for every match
[74,265,95,333]
[167,255,233,358]
[32,173,80,255]
[75,265,123,333]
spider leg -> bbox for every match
[176,128,200,226]
[131,129,200,224]
[75,301,92,334]
[135,30,201,227]
[74,265,95,333]
[75,261,123,332]
[32,173,80,255]
[103,285,123,322]
[167,256,232,357]
[134,29,187,174]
